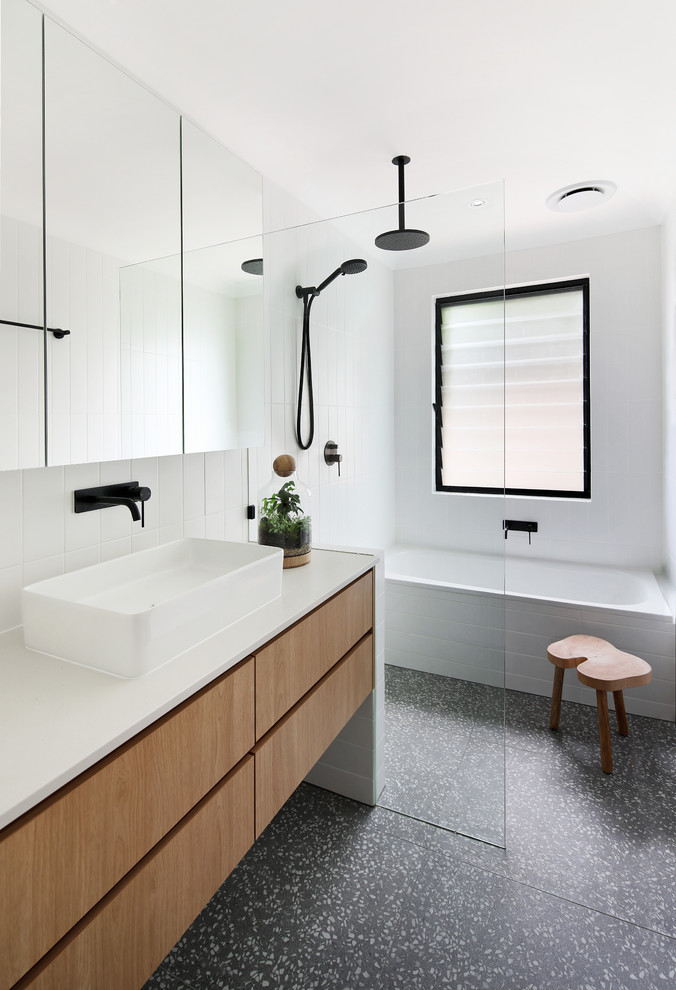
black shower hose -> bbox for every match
[295,295,315,450]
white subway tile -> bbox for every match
[0,472,23,568]
[99,537,132,562]
[159,524,183,545]
[132,528,159,553]
[182,453,204,521]
[224,507,246,542]
[183,516,205,538]
[65,547,100,572]
[22,553,64,586]
[205,512,225,540]
[64,463,100,552]
[205,451,226,515]
[22,466,65,563]
[0,565,22,632]
[158,454,183,526]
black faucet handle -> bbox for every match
[130,485,152,502]
[130,486,151,527]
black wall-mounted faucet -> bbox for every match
[74,482,152,527]
[324,440,343,477]
[503,519,538,545]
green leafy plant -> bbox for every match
[258,480,311,555]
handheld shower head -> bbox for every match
[340,258,368,275]
[296,258,368,298]
[294,257,368,450]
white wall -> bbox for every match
[394,227,665,572]
[253,183,396,553]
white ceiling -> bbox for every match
[35,0,676,253]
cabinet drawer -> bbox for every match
[0,658,254,990]
[255,571,373,739]
[17,756,254,990]
[254,633,373,837]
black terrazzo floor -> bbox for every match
[144,668,676,990]
[380,666,506,843]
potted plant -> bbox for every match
[258,455,311,567]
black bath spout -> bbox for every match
[74,482,152,527]
[503,519,538,545]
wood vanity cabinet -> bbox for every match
[0,568,374,990]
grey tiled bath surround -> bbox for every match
[386,577,676,720]
[144,674,676,989]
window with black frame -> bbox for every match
[434,278,590,498]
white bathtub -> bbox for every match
[386,546,672,616]
[385,545,675,721]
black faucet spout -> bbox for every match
[74,482,151,527]
[84,495,141,521]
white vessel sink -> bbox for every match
[22,539,283,677]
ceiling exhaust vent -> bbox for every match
[546,180,616,213]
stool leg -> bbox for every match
[550,667,565,730]
[613,690,629,736]
[596,690,613,773]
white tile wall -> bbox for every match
[0,450,249,636]
[394,227,666,572]
[255,183,396,553]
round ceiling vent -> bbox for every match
[546,180,617,213]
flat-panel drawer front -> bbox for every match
[254,632,374,837]
[16,756,254,990]
[0,658,254,990]
[255,571,373,739]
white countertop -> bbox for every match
[0,547,378,831]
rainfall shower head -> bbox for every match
[375,155,430,252]
[296,258,368,299]
[241,258,263,276]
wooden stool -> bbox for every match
[547,635,652,773]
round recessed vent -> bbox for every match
[546,181,616,213]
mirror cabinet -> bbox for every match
[0,0,264,471]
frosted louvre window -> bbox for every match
[434,278,590,498]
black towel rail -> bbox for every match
[0,318,70,339]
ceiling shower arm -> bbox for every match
[396,154,410,230]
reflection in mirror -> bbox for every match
[43,17,182,465]
[119,257,183,458]
[181,120,264,453]
[183,236,265,452]
[0,0,45,469]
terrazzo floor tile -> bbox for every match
[381,665,506,839]
[145,789,427,990]
[383,855,676,990]
[395,677,676,937]
[145,667,676,990]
